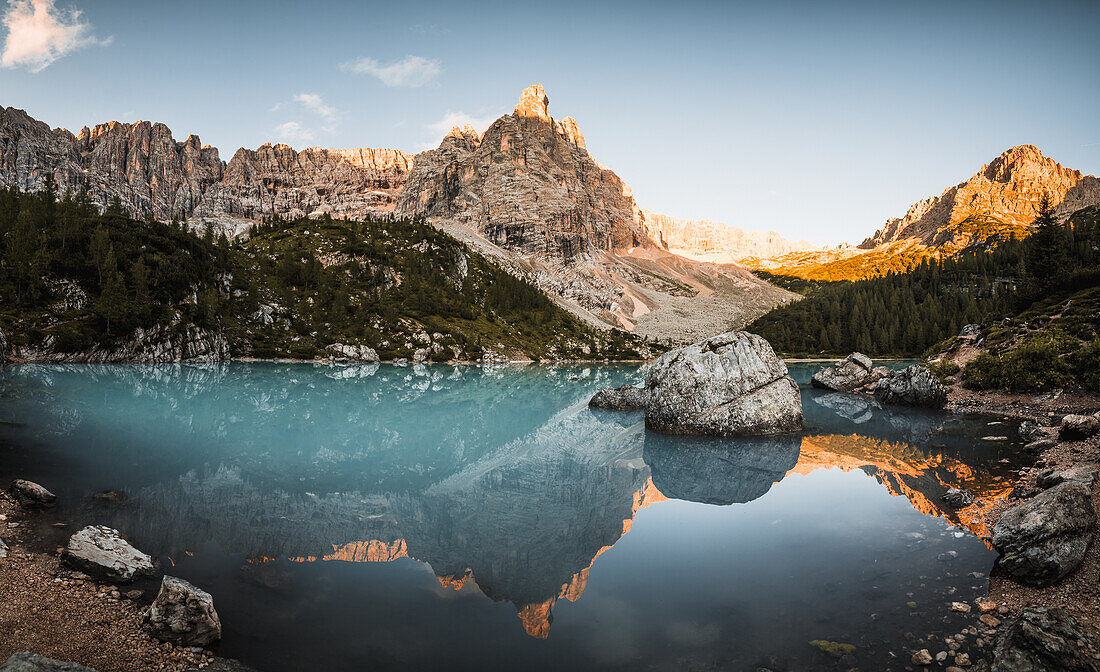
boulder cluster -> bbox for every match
[6,479,222,650]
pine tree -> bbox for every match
[1025,194,1070,295]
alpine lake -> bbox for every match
[0,362,1031,671]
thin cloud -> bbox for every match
[341,55,441,87]
[1,0,111,72]
[427,111,496,138]
[272,121,315,146]
[293,93,337,123]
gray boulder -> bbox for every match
[943,488,974,508]
[144,575,222,647]
[325,343,379,363]
[1035,466,1098,489]
[960,324,982,337]
[873,365,948,408]
[643,331,802,436]
[1060,414,1100,440]
[589,384,649,411]
[0,537,8,558]
[0,654,97,672]
[811,352,881,392]
[992,481,1095,586]
[10,479,56,508]
[991,607,1099,672]
[62,525,154,583]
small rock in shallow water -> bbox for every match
[977,601,997,613]
[954,652,971,666]
[952,602,972,613]
[944,488,974,508]
[980,614,1002,628]
[912,648,933,665]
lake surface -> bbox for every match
[0,362,1028,671]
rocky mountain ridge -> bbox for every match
[2,88,797,341]
[749,145,1100,280]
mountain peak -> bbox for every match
[515,84,551,121]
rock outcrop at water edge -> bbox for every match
[11,315,229,364]
[991,481,1095,586]
[62,525,156,583]
[1060,414,1100,440]
[10,479,56,508]
[991,607,1100,672]
[811,352,883,392]
[144,575,223,647]
[644,331,802,436]
[872,365,948,408]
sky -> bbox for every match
[1,0,1098,246]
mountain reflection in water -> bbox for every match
[0,362,1027,668]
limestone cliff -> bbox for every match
[0,104,413,232]
[395,85,649,260]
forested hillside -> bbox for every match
[0,180,648,362]
[748,199,1100,367]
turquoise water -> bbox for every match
[0,363,1028,671]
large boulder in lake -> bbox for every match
[991,607,1099,672]
[872,364,948,408]
[811,352,881,392]
[589,384,648,411]
[644,331,802,436]
[62,525,155,583]
[144,575,223,647]
[991,481,1095,586]
[0,654,98,672]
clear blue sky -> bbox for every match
[2,0,1098,245]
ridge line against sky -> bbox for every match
[1,0,1098,246]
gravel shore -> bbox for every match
[0,492,221,671]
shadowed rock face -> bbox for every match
[395,85,650,261]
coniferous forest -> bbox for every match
[0,181,646,361]
[748,200,1100,382]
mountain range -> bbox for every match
[3,84,1099,321]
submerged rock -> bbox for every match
[991,607,1099,672]
[1060,414,1099,440]
[991,481,1094,586]
[10,479,57,508]
[0,654,98,671]
[811,352,880,392]
[872,365,948,408]
[144,575,223,647]
[62,525,155,583]
[643,331,802,436]
[588,384,648,411]
[943,488,974,508]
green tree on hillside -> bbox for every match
[1025,193,1069,295]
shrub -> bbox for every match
[1072,338,1100,391]
[962,335,1070,392]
